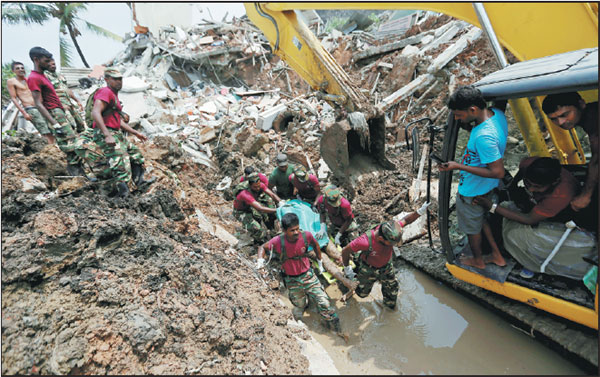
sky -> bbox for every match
[2,2,247,71]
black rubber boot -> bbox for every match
[131,163,144,186]
[66,163,97,182]
[116,182,130,198]
[131,162,155,188]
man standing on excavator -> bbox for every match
[90,67,149,198]
[438,85,508,269]
[542,92,598,213]
[341,203,429,310]
[256,212,341,332]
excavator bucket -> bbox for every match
[320,113,395,186]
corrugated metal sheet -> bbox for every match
[475,48,598,100]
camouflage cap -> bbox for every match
[294,166,307,182]
[380,221,402,243]
[276,153,288,167]
[324,185,341,207]
[246,172,261,184]
[104,67,123,78]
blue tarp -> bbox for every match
[276,199,329,250]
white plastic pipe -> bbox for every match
[540,220,577,273]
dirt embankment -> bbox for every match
[1,133,311,375]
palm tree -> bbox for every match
[2,2,123,68]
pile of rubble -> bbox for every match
[2,11,522,374]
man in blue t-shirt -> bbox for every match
[438,85,508,269]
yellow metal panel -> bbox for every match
[263,3,598,61]
[446,263,598,330]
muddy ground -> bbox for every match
[1,13,595,375]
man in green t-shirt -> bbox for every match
[269,153,295,199]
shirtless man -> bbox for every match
[6,61,55,144]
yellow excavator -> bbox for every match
[245,3,598,330]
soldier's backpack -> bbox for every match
[230,180,250,201]
[84,88,121,127]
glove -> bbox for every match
[417,201,431,216]
[277,200,286,208]
[311,204,319,213]
[344,265,356,279]
[315,223,326,239]
[334,232,342,246]
[256,258,265,269]
[318,260,324,274]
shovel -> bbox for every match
[540,220,577,273]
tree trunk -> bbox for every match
[66,22,89,68]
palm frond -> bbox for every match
[59,35,74,67]
[63,2,87,24]
[1,3,51,25]
[85,21,123,42]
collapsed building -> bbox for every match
[2,10,596,375]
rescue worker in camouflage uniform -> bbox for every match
[315,185,358,247]
[256,212,342,332]
[45,58,86,133]
[234,172,284,244]
[91,67,149,197]
[289,165,320,204]
[240,166,275,208]
[27,47,85,177]
[268,153,295,200]
[341,202,430,309]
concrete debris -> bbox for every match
[1,11,530,375]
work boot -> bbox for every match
[131,162,156,189]
[66,163,85,177]
[116,182,130,198]
[66,163,97,182]
[292,306,304,321]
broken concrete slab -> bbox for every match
[21,177,47,193]
[257,104,287,131]
[119,92,151,122]
[395,211,427,244]
[214,224,238,246]
[121,76,150,93]
[353,32,430,62]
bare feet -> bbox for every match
[459,256,486,269]
[483,254,507,267]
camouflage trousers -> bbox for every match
[88,127,144,184]
[355,258,399,309]
[285,268,339,324]
[233,205,275,244]
[61,99,86,133]
[25,107,51,135]
[48,107,79,165]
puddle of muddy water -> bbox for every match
[281,265,584,375]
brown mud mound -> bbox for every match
[1,134,310,375]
